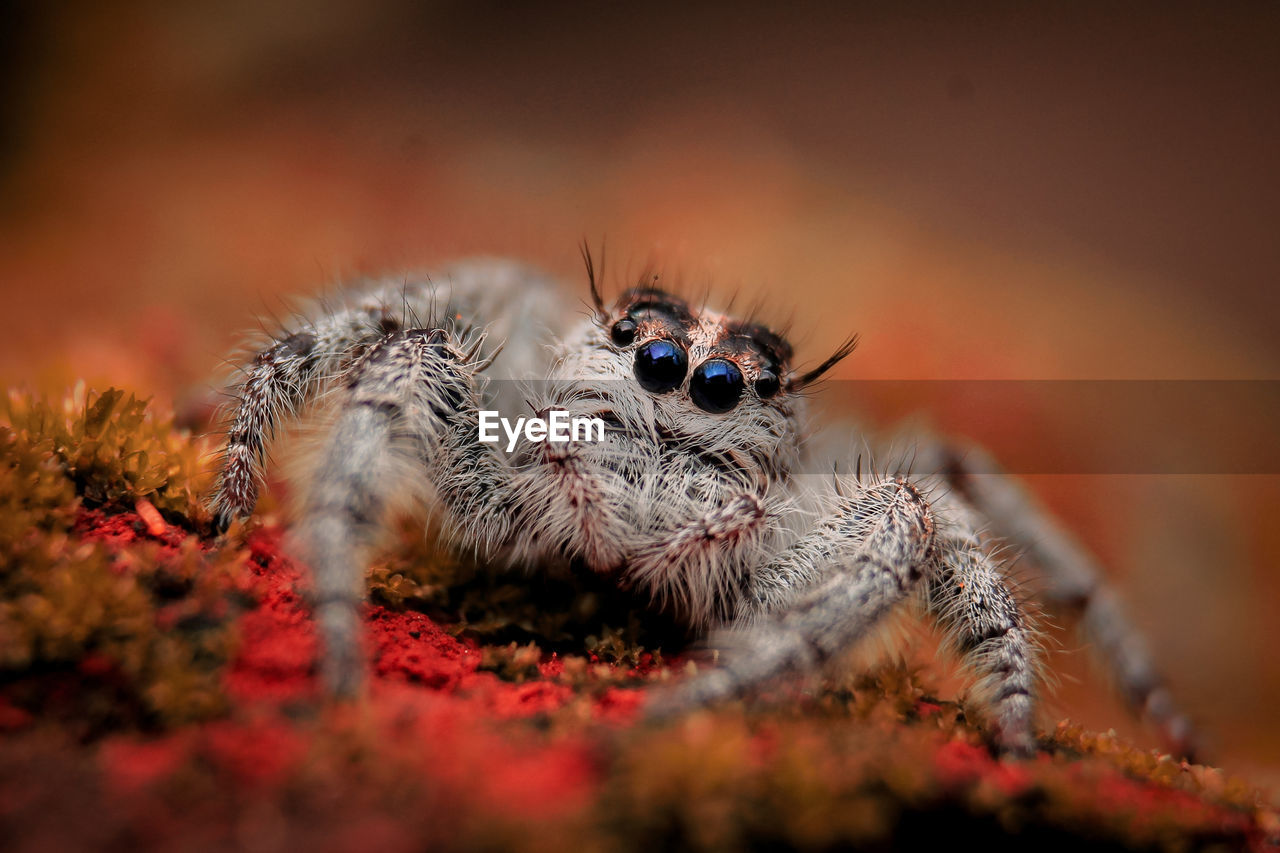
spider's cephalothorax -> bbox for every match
[209,255,1197,759]
[512,285,810,626]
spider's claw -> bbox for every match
[207,495,243,537]
[210,510,232,537]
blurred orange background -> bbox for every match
[1,2,1277,783]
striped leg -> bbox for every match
[926,496,1039,756]
[295,327,511,695]
[209,259,566,529]
[210,285,437,529]
[649,480,937,720]
[918,441,1196,759]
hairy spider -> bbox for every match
[209,252,1194,758]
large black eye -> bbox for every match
[634,339,687,393]
[690,359,745,413]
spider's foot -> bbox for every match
[316,598,367,700]
[994,728,1038,760]
[644,669,740,721]
[208,504,240,536]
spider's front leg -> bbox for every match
[209,260,563,530]
[649,481,938,719]
[296,327,520,696]
[210,314,379,530]
[651,477,1040,757]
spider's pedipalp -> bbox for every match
[626,491,771,626]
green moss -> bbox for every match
[0,387,241,733]
[3,385,210,524]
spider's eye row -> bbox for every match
[754,369,781,400]
[610,318,638,346]
[633,339,687,393]
[631,342,755,412]
[690,359,745,413]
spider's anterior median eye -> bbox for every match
[610,318,638,346]
[690,359,745,413]
[633,339,687,393]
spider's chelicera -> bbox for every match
[209,252,1196,759]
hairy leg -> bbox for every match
[914,440,1196,758]
[210,304,387,529]
[925,493,1039,756]
[295,326,524,695]
[648,479,936,722]
[209,260,566,529]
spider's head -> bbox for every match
[543,264,856,486]
[517,252,858,577]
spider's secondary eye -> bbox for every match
[610,318,638,346]
[634,339,687,393]
[754,369,780,400]
[690,359,745,413]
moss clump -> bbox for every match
[3,384,211,525]
[0,387,242,733]
[599,672,1268,853]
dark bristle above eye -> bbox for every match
[734,322,794,368]
[617,288,694,327]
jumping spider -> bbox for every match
[210,253,1194,758]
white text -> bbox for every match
[477,410,606,452]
